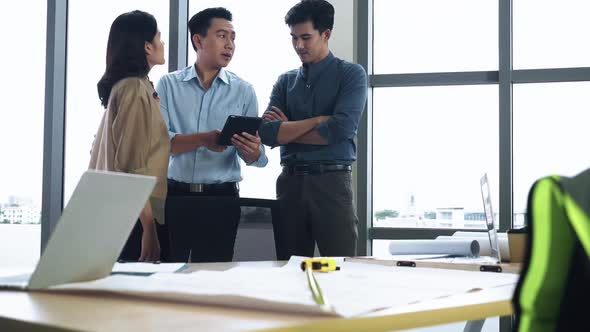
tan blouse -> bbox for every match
[89,77,170,224]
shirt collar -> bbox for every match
[182,65,230,85]
[217,68,230,85]
[301,51,335,81]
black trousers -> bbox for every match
[119,220,170,262]
[166,181,241,263]
[276,170,358,257]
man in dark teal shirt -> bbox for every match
[259,0,367,257]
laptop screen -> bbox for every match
[28,171,156,289]
[480,174,502,263]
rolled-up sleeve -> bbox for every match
[156,77,177,140]
[259,75,287,147]
[316,64,368,144]
[241,84,268,167]
[111,81,151,175]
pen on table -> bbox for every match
[307,267,331,310]
[300,258,339,312]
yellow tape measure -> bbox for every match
[300,257,341,272]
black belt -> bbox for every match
[167,179,239,194]
[282,164,352,175]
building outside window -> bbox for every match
[0,1,46,269]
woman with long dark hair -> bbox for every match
[89,10,169,262]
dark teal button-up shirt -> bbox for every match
[259,52,367,165]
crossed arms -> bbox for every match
[262,106,329,145]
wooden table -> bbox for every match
[0,261,519,332]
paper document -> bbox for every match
[112,263,185,274]
[52,257,518,317]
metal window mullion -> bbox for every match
[499,0,514,330]
[169,0,189,72]
[499,0,513,234]
[41,0,68,252]
[370,71,499,87]
[513,67,590,83]
[355,0,372,256]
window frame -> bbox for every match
[355,0,590,257]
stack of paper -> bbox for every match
[52,257,518,317]
[112,262,185,274]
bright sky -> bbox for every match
[1,0,590,219]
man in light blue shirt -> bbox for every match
[156,7,267,262]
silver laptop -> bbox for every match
[0,170,155,289]
[480,173,502,263]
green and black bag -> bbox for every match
[513,169,590,332]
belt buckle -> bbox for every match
[189,183,204,192]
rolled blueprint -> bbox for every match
[388,239,480,257]
[437,232,511,261]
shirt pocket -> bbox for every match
[210,104,242,129]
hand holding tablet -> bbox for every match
[217,115,263,146]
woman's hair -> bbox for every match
[97,10,158,108]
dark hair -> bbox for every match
[97,10,158,108]
[285,0,334,33]
[188,7,232,51]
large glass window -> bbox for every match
[372,86,499,229]
[514,0,590,69]
[513,82,590,227]
[0,1,46,269]
[64,1,169,203]
[188,0,300,199]
[373,0,498,74]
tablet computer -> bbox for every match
[217,115,263,146]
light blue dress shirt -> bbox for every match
[156,65,267,184]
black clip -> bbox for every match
[480,265,502,273]
[396,261,416,267]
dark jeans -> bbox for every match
[276,170,358,257]
[166,180,241,263]
[119,220,170,262]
